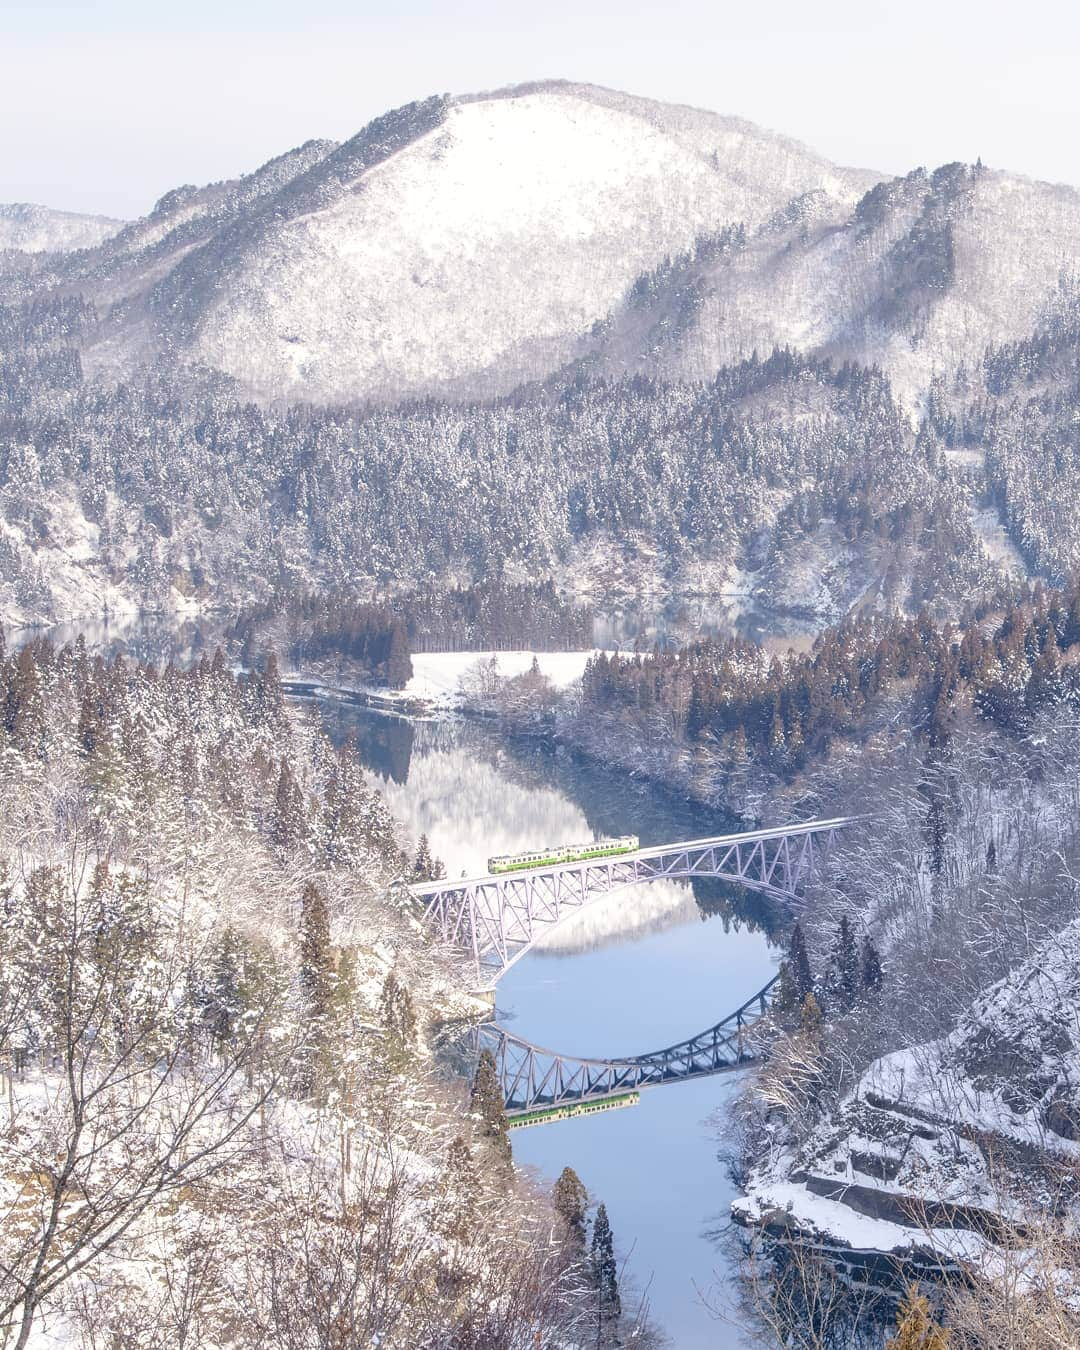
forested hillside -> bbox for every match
[0,330,1010,627]
[0,634,645,1346]
[565,578,1080,816]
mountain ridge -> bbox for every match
[0,202,125,254]
[6,82,883,401]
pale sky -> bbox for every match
[5,0,1079,219]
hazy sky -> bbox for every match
[6,0,1079,218]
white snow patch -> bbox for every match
[970,506,1028,575]
[406,649,600,705]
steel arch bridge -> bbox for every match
[411,817,854,988]
[475,974,779,1116]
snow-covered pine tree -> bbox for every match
[824,916,860,1013]
[469,1048,512,1168]
[412,833,435,882]
[552,1166,589,1247]
[590,1201,621,1330]
[272,760,306,853]
[789,922,814,1003]
[298,881,334,1094]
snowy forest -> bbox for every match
[0,633,655,1347]
[0,305,1063,629]
[4,72,1080,1349]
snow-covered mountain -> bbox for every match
[0,202,124,253]
[21,82,880,400]
[14,81,1080,408]
[581,160,1080,408]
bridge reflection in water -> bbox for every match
[475,973,779,1122]
[420,819,857,1126]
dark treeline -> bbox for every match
[227,581,594,689]
[228,595,413,688]
[578,578,1080,783]
[401,580,593,653]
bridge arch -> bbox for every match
[475,973,779,1116]
[411,818,854,988]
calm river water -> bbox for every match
[322,705,783,1348]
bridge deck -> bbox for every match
[409,816,858,897]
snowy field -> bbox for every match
[404,649,602,705]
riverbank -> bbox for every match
[284,648,603,716]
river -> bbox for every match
[320,704,784,1348]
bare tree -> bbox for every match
[0,851,296,1348]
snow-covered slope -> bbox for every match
[582,162,1080,407]
[0,202,124,253]
[175,85,875,401]
[28,83,876,400]
[737,916,1080,1262]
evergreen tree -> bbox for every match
[470,1048,512,1168]
[788,922,814,1002]
[412,833,443,883]
[925,791,948,879]
[261,651,285,720]
[552,1166,589,1247]
[272,760,306,853]
[205,927,243,1050]
[859,935,884,997]
[385,623,412,689]
[590,1201,621,1330]
[824,916,860,1013]
[77,685,100,757]
[11,643,46,759]
[771,960,800,1018]
[438,1135,481,1244]
[378,971,417,1069]
[299,882,333,1025]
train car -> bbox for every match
[487,835,639,874]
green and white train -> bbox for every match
[487,835,640,874]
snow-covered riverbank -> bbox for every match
[287,648,603,715]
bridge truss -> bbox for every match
[412,817,853,987]
[476,976,779,1115]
